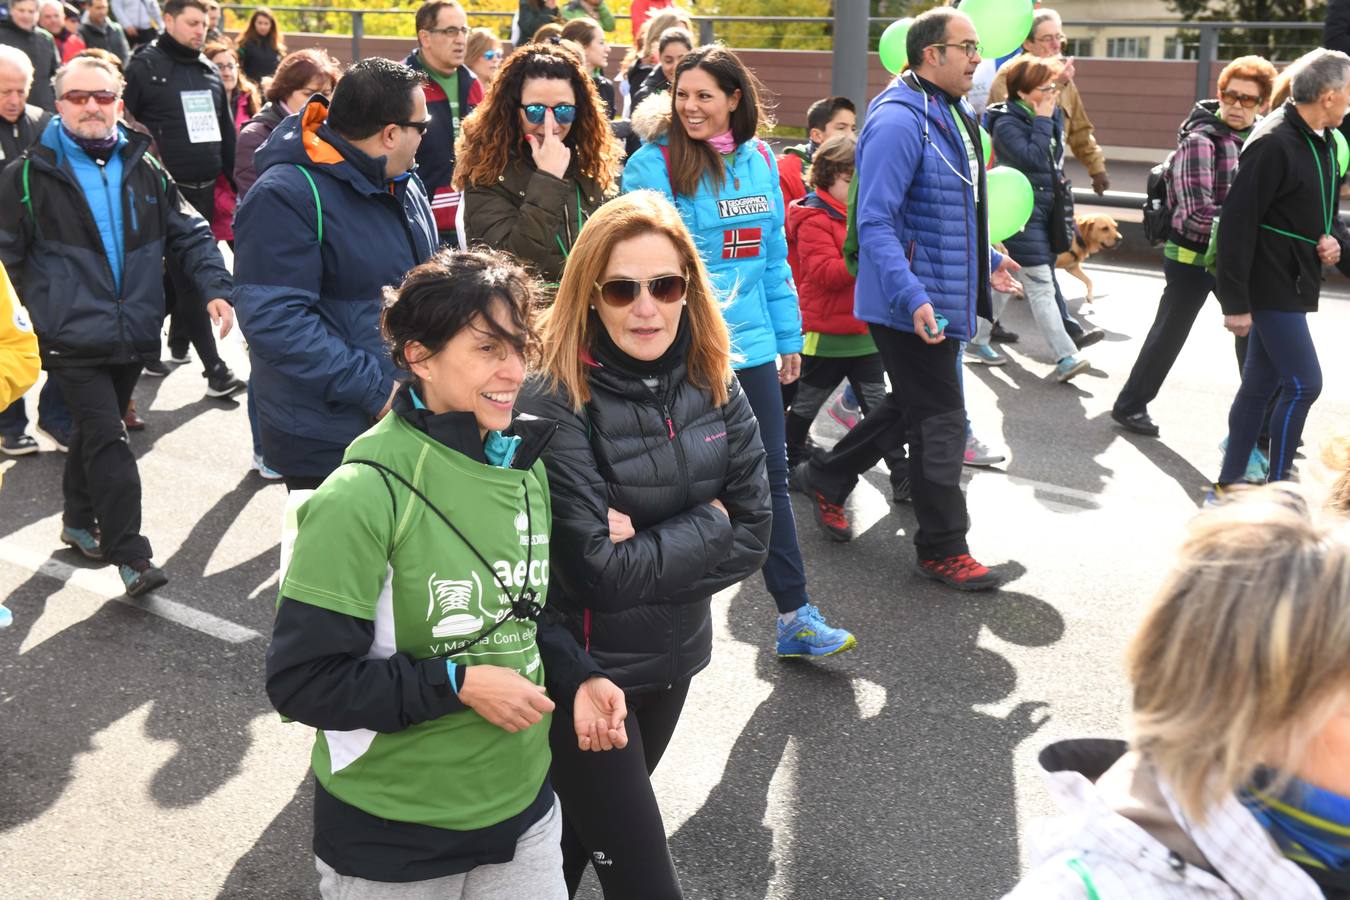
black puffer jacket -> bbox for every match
[124,31,235,185]
[518,342,772,693]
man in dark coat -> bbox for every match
[79,0,131,64]
[233,58,438,489]
[123,0,243,397]
[0,0,59,110]
[0,55,234,596]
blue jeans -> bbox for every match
[736,361,808,614]
[1218,309,1321,484]
[0,378,71,437]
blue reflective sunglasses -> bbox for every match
[483,49,500,60]
[520,103,577,126]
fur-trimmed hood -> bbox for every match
[630,92,672,145]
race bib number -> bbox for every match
[180,90,222,144]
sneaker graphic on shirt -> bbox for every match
[427,571,485,637]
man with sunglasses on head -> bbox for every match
[124,0,244,398]
[1113,56,1278,443]
[233,57,437,493]
[0,54,233,597]
[404,0,483,246]
[796,7,1019,590]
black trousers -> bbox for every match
[49,364,152,564]
[785,353,907,484]
[1116,259,1245,414]
[165,181,223,374]
[551,679,690,899]
[808,325,968,560]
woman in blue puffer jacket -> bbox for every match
[985,53,1092,382]
[624,45,857,659]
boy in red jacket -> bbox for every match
[785,134,909,505]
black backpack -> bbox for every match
[1142,151,1176,247]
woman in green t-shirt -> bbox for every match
[266,248,627,897]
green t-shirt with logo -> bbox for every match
[421,56,461,134]
[281,412,552,832]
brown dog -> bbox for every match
[1055,213,1122,304]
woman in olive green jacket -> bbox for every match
[456,42,621,284]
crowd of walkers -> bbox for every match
[1,0,1349,896]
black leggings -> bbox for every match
[550,679,690,899]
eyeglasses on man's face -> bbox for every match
[1034,33,1067,46]
[391,117,433,135]
[425,25,469,38]
[927,41,982,60]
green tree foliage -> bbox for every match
[1165,0,1326,61]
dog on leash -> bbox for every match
[1055,213,1121,304]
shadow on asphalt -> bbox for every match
[648,493,1064,900]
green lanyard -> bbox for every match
[553,185,585,260]
[1259,132,1337,245]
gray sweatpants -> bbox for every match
[315,798,567,900]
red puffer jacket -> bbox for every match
[785,191,866,336]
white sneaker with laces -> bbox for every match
[963,434,1006,467]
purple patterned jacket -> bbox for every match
[1167,100,1251,253]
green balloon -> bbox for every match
[986,166,1034,243]
[980,124,992,167]
[1334,129,1349,176]
[959,0,1035,61]
[879,18,912,75]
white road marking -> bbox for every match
[0,541,262,644]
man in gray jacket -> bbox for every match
[79,0,131,64]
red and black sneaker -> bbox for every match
[915,554,1001,591]
[810,491,852,542]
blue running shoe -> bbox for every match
[1245,447,1270,483]
[0,604,11,629]
[776,603,857,658]
[60,526,103,560]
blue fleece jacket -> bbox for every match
[622,132,802,369]
[851,74,1002,342]
[49,122,126,293]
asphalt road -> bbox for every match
[2,261,1348,900]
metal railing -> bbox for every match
[1062,20,1324,103]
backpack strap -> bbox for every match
[20,159,32,222]
[294,164,323,245]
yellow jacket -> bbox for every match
[988,67,1107,176]
[0,260,40,410]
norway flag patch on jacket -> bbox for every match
[722,227,762,259]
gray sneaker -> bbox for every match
[963,435,1006,467]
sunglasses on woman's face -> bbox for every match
[1221,89,1261,109]
[520,103,577,126]
[595,274,688,307]
[483,49,500,60]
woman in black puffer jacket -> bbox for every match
[518,191,771,899]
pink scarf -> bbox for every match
[706,129,737,154]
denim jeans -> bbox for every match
[0,377,72,437]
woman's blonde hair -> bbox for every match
[533,191,732,411]
[1127,484,1350,822]
[1323,431,1350,515]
